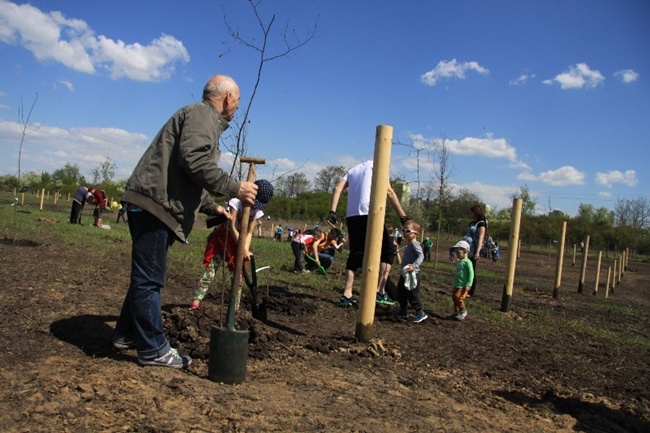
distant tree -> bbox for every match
[448,188,483,220]
[52,163,86,193]
[19,171,42,192]
[0,174,19,192]
[314,166,346,192]
[91,157,117,184]
[275,172,310,198]
[510,185,537,216]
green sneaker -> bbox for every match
[338,296,358,308]
[376,293,395,305]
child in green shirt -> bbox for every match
[450,240,474,321]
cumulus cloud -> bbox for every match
[594,170,638,188]
[421,59,489,86]
[517,166,586,186]
[0,0,189,81]
[0,118,148,175]
[614,69,639,83]
[543,63,604,89]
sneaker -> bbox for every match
[455,310,468,321]
[447,312,460,320]
[113,335,137,350]
[413,311,428,323]
[338,296,358,308]
[138,348,192,369]
[189,300,200,310]
[376,293,395,305]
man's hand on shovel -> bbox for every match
[237,181,258,206]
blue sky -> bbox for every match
[1,0,648,216]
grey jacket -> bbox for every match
[122,101,240,243]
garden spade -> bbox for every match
[208,157,265,384]
[243,255,268,323]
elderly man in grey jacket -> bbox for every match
[113,75,258,369]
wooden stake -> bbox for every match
[356,125,392,342]
[552,221,567,299]
[593,251,602,295]
[53,192,58,205]
[611,259,617,294]
[21,193,24,206]
[577,235,590,293]
[605,266,611,299]
[501,198,522,312]
[39,188,45,211]
[621,249,627,278]
[617,254,622,284]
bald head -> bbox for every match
[202,75,241,121]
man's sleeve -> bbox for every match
[177,106,240,198]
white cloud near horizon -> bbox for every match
[0,0,189,81]
[408,133,530,170]
[543,63,605,89]
[614,69,639,83]
[517,166,586,186]
[421,59,489,86]
[594,170,638,188]
[0,118,148,177]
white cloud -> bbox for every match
[517,166,586,186]
[594,170,638,188]
[614,69,639,83]
[57,79,74,91]
[509,73,536,86]
[0,118,148,176]
[545,63,605,89]
[0,1,189,81]
[598,191,612,197]
[421,59,489,86]
[452,181,521,213]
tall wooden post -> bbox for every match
[39,188,45,211]
[577,235,590,293]
[356,125,393,342]
[605,267,611,299]
[501,198,522,312]
[611,259,617,294]
[593,251,602,295]
[572,244,577,267]
[53,192,58,205]
[617,255,622,284]
[21,193,25,205]
[552,221,567,299]
[67,192,70,202]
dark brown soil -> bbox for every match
[0,224,648,432]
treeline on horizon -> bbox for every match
[2,162,648,255]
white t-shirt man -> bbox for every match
[344,160,374,217]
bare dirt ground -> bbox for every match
[1,219,648,432]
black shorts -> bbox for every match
[93,207,103,218]
[345,215,397,270]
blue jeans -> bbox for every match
[114,211,175,359]
[318,248,335,269]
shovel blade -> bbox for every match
[252,301,268,323]
[208,326,249,384]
